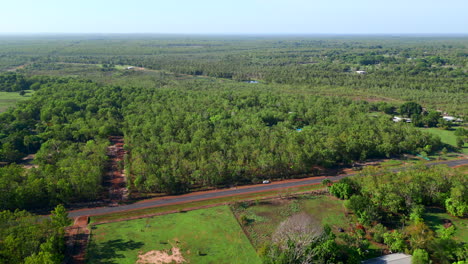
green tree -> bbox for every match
[412,249,429,264]
[445,184,467,218]
[383,231,406,252]
[329,183,353,200]
[400,102,423,117]
[50,204,72,229]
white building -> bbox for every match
[393,116,411,123]
[362,253,412,264]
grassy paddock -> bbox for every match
[423,207,468,243]
[420,127,468,154]
[0,90,33,112]
[86,205,260,264]
[231,195,348,248]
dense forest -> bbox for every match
[0,74,446,210]
[0,205,71,264]
[0,35,465,205]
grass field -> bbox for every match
[86,205,261,264]
[232,195,348,248]
[420,127,468,155]
[424,207,468,243]
[0,90,33,112]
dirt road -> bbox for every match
[103,136,128,204]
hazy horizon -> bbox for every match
[1,0,467,35]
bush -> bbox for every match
[329,183,352,200]
[446,198,467,218]
[372,224,387,244]
[412,249,429,264]
[383,231,406,252]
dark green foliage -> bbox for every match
[400,102,422,118]
[0,73,29,92]
[329,178,359,200]
[454,128,467,137]
[50,204,72,229]
[0,71,445,205]
[345,195,380,226]
[371,224,387,243]
[0,35,465,263]
[344,166,467,263]
[0,205,70,264]
[0,36,462,205]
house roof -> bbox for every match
[362,253,412,264]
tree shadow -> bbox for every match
[423,207,446,230]
[86,239,144,264]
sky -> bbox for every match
[0,0,467,34]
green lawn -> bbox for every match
[423,207,468,243]
[0,90,33,112]
[86,205,260,264]
[232,195,348,248]
[421,127,468,154]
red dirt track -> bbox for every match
[65,216,89,264]
[105,136,128,204]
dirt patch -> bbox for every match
[443,219,453,228]
[136,247,186,264]
[103,136,128,204]
[65,216,90,264]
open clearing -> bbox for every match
[424,207,468,243]
[420,127,468,155]
[0,90,33,112]
[86,205,260,264]
[232,195,348,248]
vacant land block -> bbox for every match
[232,195,347,248]
[86,205,260,264]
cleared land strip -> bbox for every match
[68,158,468,219]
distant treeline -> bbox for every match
[0,36,466,113]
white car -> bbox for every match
[262,180,270,184]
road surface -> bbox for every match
[68,158,468,218]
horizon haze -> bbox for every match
[1,0,467,34]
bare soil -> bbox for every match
[103,136,128,204]
[65,216,90,264]
[136,247,186,264]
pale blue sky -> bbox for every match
[1,0,467,34]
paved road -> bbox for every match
[68,158,468,218]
